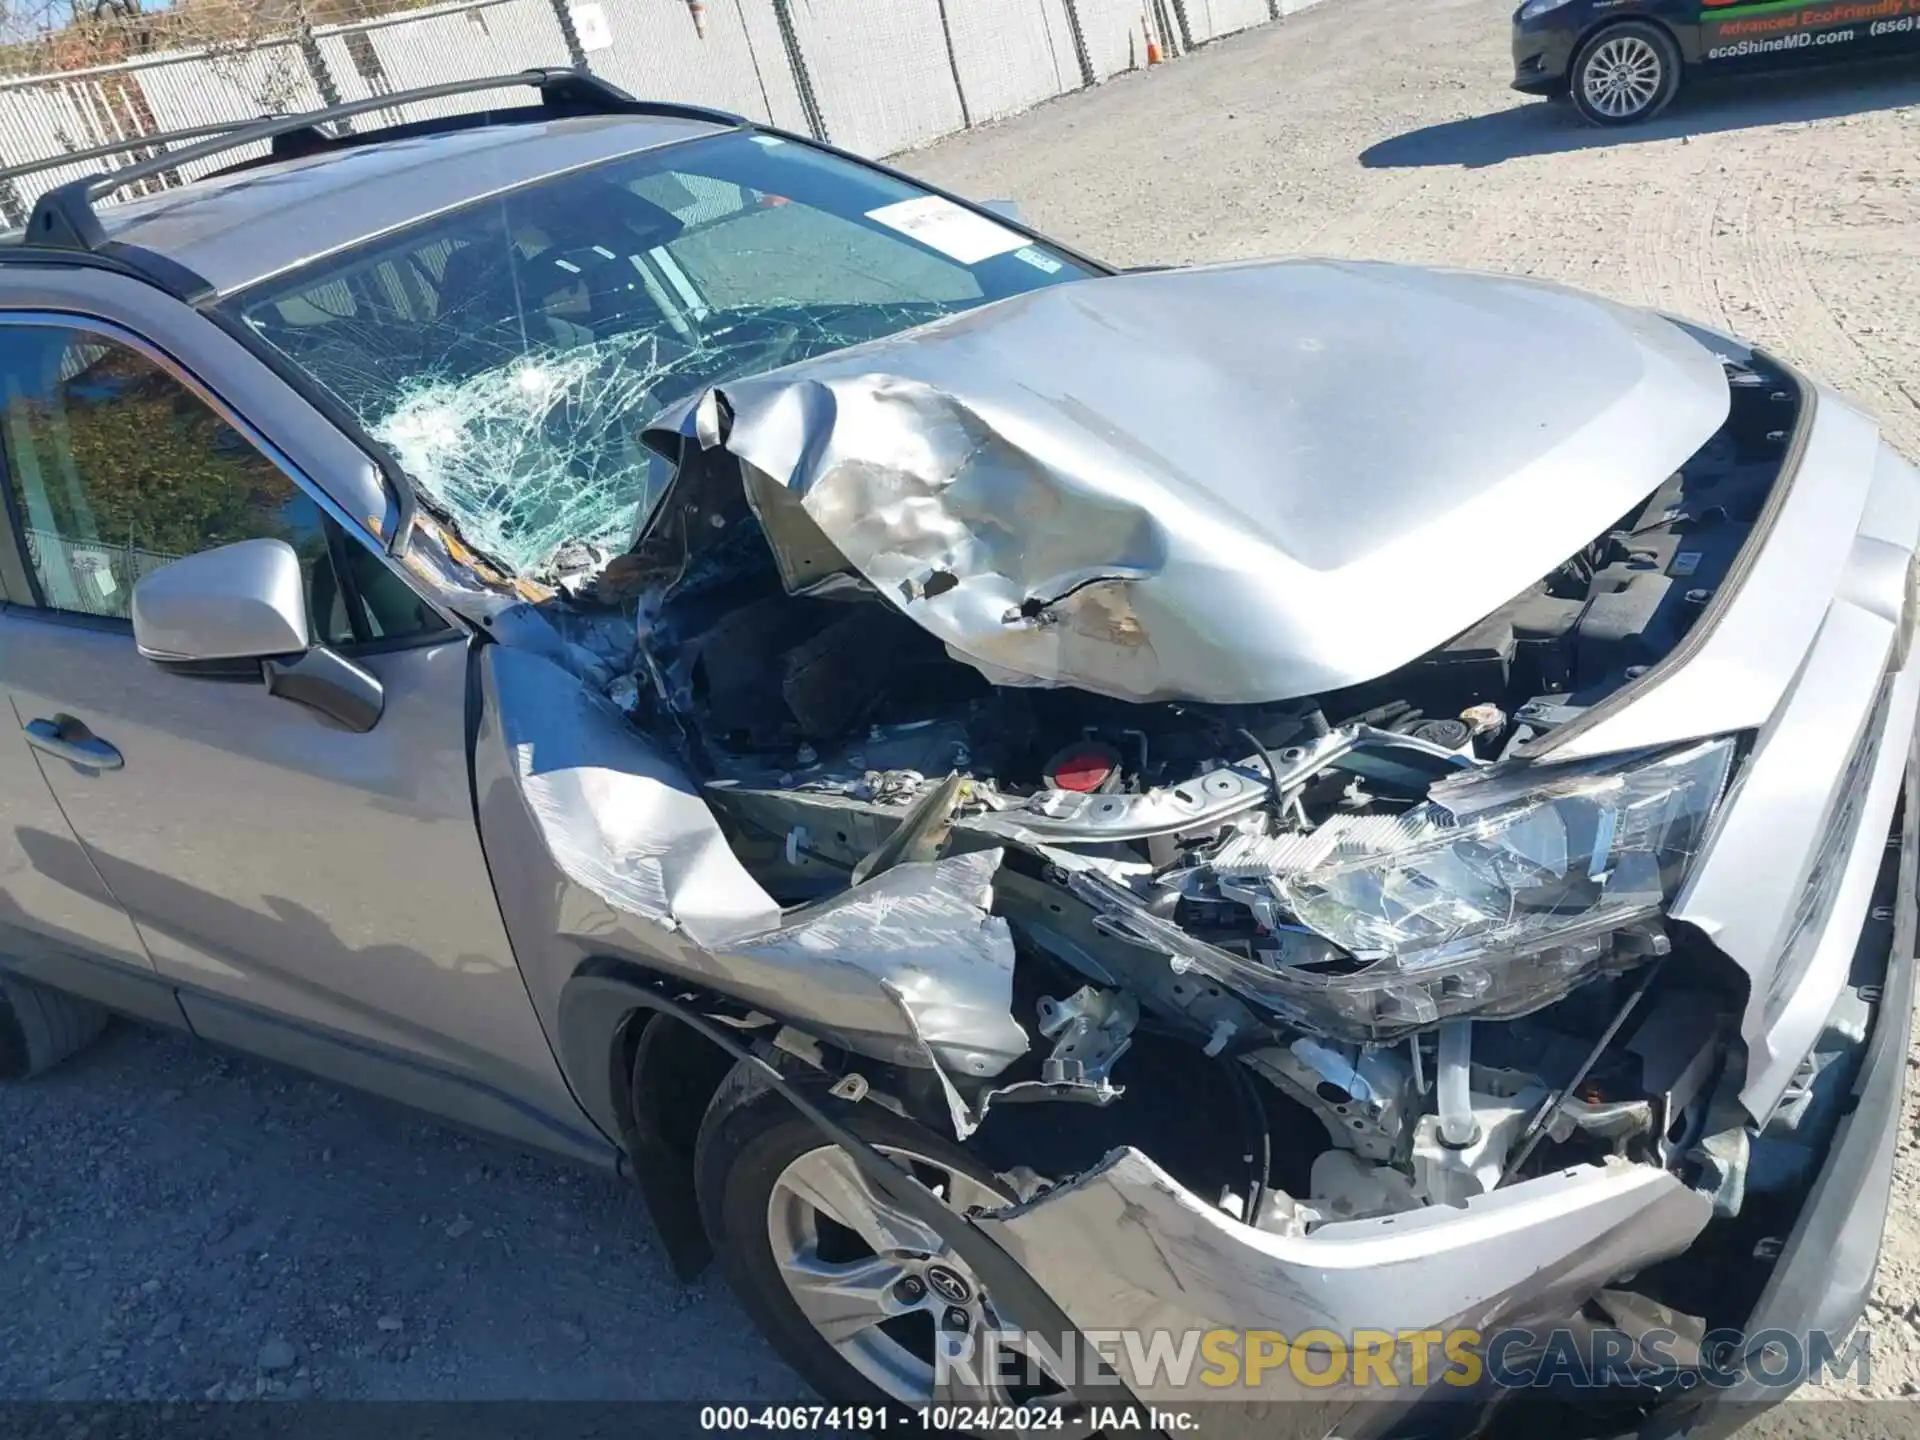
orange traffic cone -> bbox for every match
[1143,16,1163,65]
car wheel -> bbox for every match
[696,1076,1060,1410]
[0,974,107,1080]
[1569,22,1681,126]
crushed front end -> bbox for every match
[461,263,1920,1433]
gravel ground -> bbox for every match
[0,1033,795,1403]
[6,0,1920,1412]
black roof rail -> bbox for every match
[0,117,268,185]
[21,68,747,254]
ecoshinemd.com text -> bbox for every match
[1705,0,1919,54]
[1707,23,1861,55]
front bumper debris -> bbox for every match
[963,752,1919,1437]
[1673,751,1917,1437]
[975,1150,1710,1426]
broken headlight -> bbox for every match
[1264,737,1737,1037]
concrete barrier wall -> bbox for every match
[784,0,967,156]
[1179,0,1276,45]
[574,0,813,132]
[947,0,1083,124]
[0,0,1318,221]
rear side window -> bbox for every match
[0,324,442,645]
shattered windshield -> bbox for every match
[223,130,1095,575]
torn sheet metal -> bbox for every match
[395,508,551,615]
[645,258,1729,704]
[975,1147,1711,1424]
[731,846,1028,1080]
[478,643,1027,1083]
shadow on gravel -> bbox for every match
[0,1021,792,1401]
[1360,58,1920,169]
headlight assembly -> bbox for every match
[1066,737,1736,1042]
[1518,0,1579,17]
[1262,737,1736,1037]
[1058,737,1733,1046]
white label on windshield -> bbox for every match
[866,196,1025,265]
[1014,246,1063,274]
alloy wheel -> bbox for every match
[764,1142,1064,1405]
[1580,35,1666,119]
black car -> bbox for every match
[1514,0,1920,124]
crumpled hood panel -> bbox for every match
[648,258,1730,704]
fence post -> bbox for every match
[1168,0,1195,52]
[1159,0,1189,53]
[0,180,26,231]
[1061,0,1097,87]
[932,0,972,129]
[547,0,592,69]
[770,0,829,141]
[297,21,345,110]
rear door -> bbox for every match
[0,291,601,1159]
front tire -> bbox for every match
[694,1071,1050,1410]
[1569,22,1681,126]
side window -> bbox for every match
[0,324,438,645]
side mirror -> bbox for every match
[133,537,310,663]
[132,538,384,733]
[980,198,1025,225]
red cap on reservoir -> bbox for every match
[1044,742,1123,793]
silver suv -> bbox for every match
[1,68,1913,1437]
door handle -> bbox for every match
[24,717,123,772]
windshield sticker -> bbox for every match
[1014,246,1064,275]
[865,196,1026,266]
[748,134,786,146]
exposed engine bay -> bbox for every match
[510,320,1826,1260]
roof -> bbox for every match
[75,112,733,298]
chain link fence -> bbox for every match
[0,0,1302,224]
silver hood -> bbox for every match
[648,259,1731,704]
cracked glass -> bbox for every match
[223,131,1093,576]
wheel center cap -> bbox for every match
[924,1264,973,1304]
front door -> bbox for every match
[0,648,159,1017]
[0,316,599,1157]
